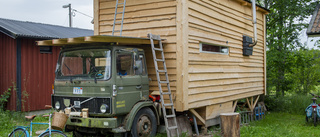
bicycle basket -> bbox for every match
[52,112,68,131]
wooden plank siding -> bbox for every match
[186,0,266,117]
[95,0,267,116]
[95,0,182,109]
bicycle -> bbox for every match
[8,105,67,137]
[305,93,320,127]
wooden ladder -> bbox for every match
[112,0,126,36]
[148,33,179,137]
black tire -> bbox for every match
[314,110,317,127]
[73,131,84,137]
[39,131,67,137]
[131,107,157,137]
[9,128,28,137]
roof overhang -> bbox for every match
[233,0,270,14]
[37,35,160,46]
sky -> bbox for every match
[0,0,93,30]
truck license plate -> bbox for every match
[73,87,83,94]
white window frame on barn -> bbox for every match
[200,43,229,55]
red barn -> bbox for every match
[0,18,93,112]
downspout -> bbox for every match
[249,0,258,47]
[16,38,22,111]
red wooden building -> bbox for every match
[0,18,93,111]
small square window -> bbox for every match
[200,43,229,55]
[40,46,52,53]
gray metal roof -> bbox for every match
[0,18,93,39]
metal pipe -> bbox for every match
[249,0,257,47]
[192,114,200,136]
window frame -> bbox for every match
[199,43,229,55]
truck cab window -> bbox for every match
[117,54,133,76]
[135,54,146,75]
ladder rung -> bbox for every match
[118,2,125,5]
[167,126,178,130]
[153,48,163,51]
[161,92,171,95]
[163,103,173,107]
[157,70,166,73]
[159,81,169,84]
[117,12,124,14]
[113,30,121,32]
[155,59,164,62]
[166,114,176,118]
[115,21,122,24]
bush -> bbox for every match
[0,88,11,111]
[264,94,311,115]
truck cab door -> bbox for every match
[114,49,146,114]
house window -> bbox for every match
[40,46,52,53]
[200,43,229,55]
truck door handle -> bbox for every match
[136,85,142,89]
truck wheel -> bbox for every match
[131,107,157,137]
[73,131,84,137]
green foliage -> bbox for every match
[286,49,320,94]
[264,94,311,115]
[264,0,318,96]
[0,88,12,111]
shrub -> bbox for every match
[264,94,311,115]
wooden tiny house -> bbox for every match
[93,0,268,126]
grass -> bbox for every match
[241,112,320,137]
[0,110,71,137]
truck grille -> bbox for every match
[52,95,111,114]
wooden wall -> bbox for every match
[94,0,267,114]
[186,0,266,117]
[94,0,184,110]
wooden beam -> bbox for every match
[190,109,206,125]
[232,100,238,112]
[52,39,68,45]
[246,98,252,111]
[67,37,85,44]
[37,40,53,46]
[252,95,260,109]
[84,35,158,45]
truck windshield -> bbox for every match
[56,49,111,80]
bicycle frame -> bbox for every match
[11,114,64,137]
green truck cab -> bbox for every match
[52,44,160,136]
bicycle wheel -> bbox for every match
[9,128,28,137]
[314,110,317,127]
[39,131,67,137]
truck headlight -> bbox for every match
[100,104,109,113]
[55,101,60,110]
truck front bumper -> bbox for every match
[67,117,118,129]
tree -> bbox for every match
[262,0,318,96]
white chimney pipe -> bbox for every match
[249,0,258,47]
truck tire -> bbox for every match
[131,107,157,137]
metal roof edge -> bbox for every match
[307,4,320,36]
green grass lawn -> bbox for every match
[240,112,320,137]
[2,111,320,137]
